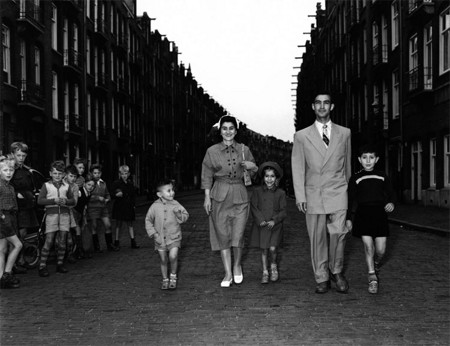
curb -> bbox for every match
[389,218,450,237]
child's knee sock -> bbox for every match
[56,242,66,265]
[39,247,50,268]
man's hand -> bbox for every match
[266,220,275,230]
[204,197,212,215]
[297,202,307,213]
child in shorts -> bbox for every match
[346,144,395,294]
[145,179,189,290]
[37,160,76,277]
[0,155,23,289]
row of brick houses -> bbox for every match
[0,0,292,194]
[295,0,449,208]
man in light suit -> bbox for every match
[291,93,352,294]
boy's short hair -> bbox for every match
[49,160,65,172]
[314,92,333,104]
[10,141,29,153]
[84,173,95,184]
[118,165,130,174]
[65,164,78,176]
[155,179,174,192]
[358,144,379,157]
[89,163,102,173]
[0,154,16,170]
[73,157,87,166]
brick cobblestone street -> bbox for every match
[1,191,449,345]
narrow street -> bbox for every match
[1,192,449,345]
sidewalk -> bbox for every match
[138,190,450,235]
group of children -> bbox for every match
[0,142,394,294]
[0,141,141,288]
[143,144,394,295]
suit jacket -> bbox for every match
[291,122,351,214]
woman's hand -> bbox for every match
[204,196,212,215]
[241,160,257,171]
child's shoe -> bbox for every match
[1,272,20,289]
[270,263,279,282]
[38,266,50,277]
[12,264,27,274]
[56,264,69,274]
[368,274,378,294]
[67,254,77,264]
[261,271,269,284]
[161,278,169,290]
[169,273,177,290]
[114,240,120,249]
[131,238,140,249]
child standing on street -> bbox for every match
[37,160,76,277]
[0,155,23,289]
[74,174,95,258]
[111,165,139,249]
[346,144,395,294]
[249,162,287,284]
[145,179,189,290]
[63,165,80,263]
[87,163,118,253]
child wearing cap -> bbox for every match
[249,161,287,284]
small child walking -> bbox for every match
[37,160,76,277]
[0,155,23,289]
[111,165,139,249]
[145,179,189,290]
[346,144,395,294]
[249,162,287,284]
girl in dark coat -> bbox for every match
[111,165,139,249]
[249,162,287,284]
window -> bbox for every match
[382,15,388,62]
[430,139,437,187]
[382,80,388,130]
[86,37,91,74]
[392,70,400,119]
[73,24,78,54]
[391,1,399,49]
[51,4,57,50]
[34,46,41,85]
[74,84,79,115]
[372,21,379,65]
[87,92,92,131]
[86,0,90,18]
[440,7,450,74]
[363,29,367,64]
[52,71,58,119]
[20,40,26,86]
[2,25,11,84]
[445,135,450,187]
[63,19,68,65]
[110,51,114,81]
[64,81,69,118]
[409,34,418,90]
[364,85,368,121]
[424,24,433,89]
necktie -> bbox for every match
[323,125,329,146]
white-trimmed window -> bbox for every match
[111,98,115,130]
[86,0,90,19]
[73,23,78,54]
[445,135,450,187]
[74,83,79,115]
[52,71,58,119]
[86,37,91,74]
[424,24,433,89]
[87,92,92,131]
[110,51,114,81]
[382,15,388,62]
[20,39,26,85]
[391,1,399,49]
[51,4,57,50]
[392,70,400,119]
[34,46,41,85]
[2,25,11,84]
[430,139,437,187]
[63,18,68,65]
[440,7,450,74]
[409,34,418,90]
[64,81,69,118]
[382,80,388,130]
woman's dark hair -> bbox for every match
[219,115,238,130]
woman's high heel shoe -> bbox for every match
[220,277,233,287]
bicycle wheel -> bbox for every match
[22,242,40,269]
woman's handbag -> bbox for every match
[242,145,252,186]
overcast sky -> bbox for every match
[136,0,321,142]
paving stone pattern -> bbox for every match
[1,192,449,345]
